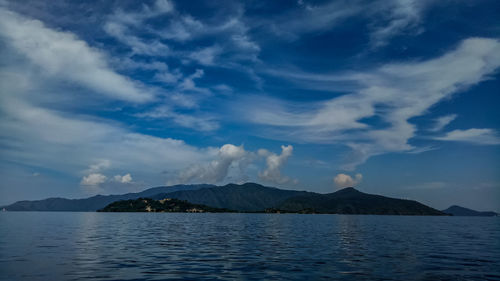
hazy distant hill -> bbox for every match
[274,187,446,215]
[442,205,498,216]
[152,183,310,212]
[3,184,214,211]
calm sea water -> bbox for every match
[0,213,499,281]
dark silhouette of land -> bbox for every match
[442,205,498,216]
[98,198,234,213]
[3,182,463,215]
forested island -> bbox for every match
[98,198,234,213]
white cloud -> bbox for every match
[434,129,500,145]
[0,7,152,103]
[81,173,107,186]
[269,1,361,40]
[104,21,171,56]
[0,81,217,190]
[105,1,259,66]
[103,0,174,56]
[153,0,175,14]
[88,159,111,173]
[429,114,457,132]
[114,173,132,184]
[244,38,500,170]
[369,0,424,48]
[269,0,429,46]
[334,173,362,188]
[173,144,248,184]
[258,145,297,184]
[80,160,112,187]
[159,15,204,41]
[178,69,210,94]
[0,4,220,188]
[0,5,221,135]
[136,106,219,132]
[154,68,183,84]
[188,45,222,66]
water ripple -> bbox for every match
[0,213,499,280]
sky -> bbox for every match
[0,0,499,212]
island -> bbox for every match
[97,198,234,213]
[5,183,452,215]
[442,205,498,217]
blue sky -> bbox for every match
[0,0,499,211]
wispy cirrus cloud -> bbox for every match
[267,0,431,47]
[241,38,500,170]
[429,114,458,132]
[104,0,259,65]
[368,0,425,48]
[434,129,500,145]
[0,19,217,195]
[0,7,153,103]
[135,105,219,132]
[103,0,174,56]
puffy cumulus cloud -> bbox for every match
[81,160,111,186]
[114,173,132,184]
[173,144,248,184]
[244,38,500,170]
[81,173,107,186]
[434,129,500,145]
[258,145,297,185]
[334,173,362,188]
[0,7,152,103]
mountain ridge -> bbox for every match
[274,187,445,215]
[442,205,498,217]
[151,182,312,212]
[3,183,486,215]
[2,184,215,211]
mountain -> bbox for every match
[3,184,214,211]
[98,198,234,213]
[274,187,445,215]
[150,184,445,215]
[442,205,498,217]
[151,182,311,212]
[4,182,447,215]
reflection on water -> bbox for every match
[0,213,499,280]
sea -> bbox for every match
[0,212,499,280]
